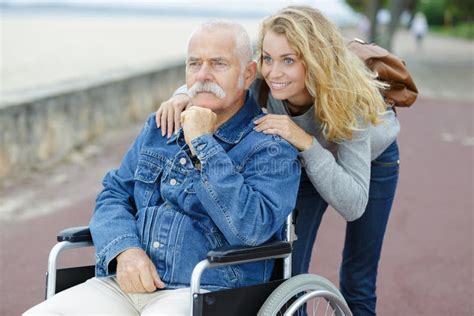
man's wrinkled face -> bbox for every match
[185,29,245,115]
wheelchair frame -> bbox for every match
[46,215,352,316]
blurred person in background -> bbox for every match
[357,15,371,41]
[411,12,428,48]
[157,5,401,315]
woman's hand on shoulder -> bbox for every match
[156,93,191,138]
[253,114,313,151]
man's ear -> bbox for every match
[243,61,257,90]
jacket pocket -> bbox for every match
[134,159,163,209]
[371,159,400,167]
[135,159,163,183]
[371,141,400,180]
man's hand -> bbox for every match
[156,93,191,138]
[181,107,217,155]
[116,248,165,293]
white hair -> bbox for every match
[187,20,253,87]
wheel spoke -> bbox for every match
[257,274,352,316]
[312,297,321,316]
[324,299,331,316]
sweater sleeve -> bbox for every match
[298,127,371,221]
[172,84,188,96]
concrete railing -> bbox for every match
[0,63,185,180]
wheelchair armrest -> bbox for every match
[57,226,92,243]
[207,241,291,264]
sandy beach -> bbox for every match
[2,12,473,105]
[1,14,261,104]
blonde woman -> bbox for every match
[157,6,400,315]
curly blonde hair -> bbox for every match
[257,5,387,142]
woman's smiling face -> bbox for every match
[261,30,313,108]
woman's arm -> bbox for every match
[299,129,371,221]
[254,103,371,221]
[253,114,314,151]
[155,85,190,137]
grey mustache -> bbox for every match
[188,81,226,99]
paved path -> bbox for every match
[1,26,473,315]
[310,96,473,315]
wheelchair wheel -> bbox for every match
[257,274,352,316]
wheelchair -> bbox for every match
[45,215,352,316]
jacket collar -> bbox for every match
[167,90,262,145]
[213,90,262,144]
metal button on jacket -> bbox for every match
[179,158,187,165]
[152,241,160,248]
[170,179,177,186]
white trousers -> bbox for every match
[23,277,191,316]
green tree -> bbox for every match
[417,0,472,26]
[448,0,473,19]
[347,0,416,49]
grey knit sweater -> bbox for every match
[251,80,400,221]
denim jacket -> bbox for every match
[90,91,301,290]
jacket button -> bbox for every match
[179,158,187,165]
[170,179,177,186]
[152,241,161,248]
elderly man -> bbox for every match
[24,21,300,316]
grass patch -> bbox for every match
[430,22,474,40]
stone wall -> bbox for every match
[0,64,185,179]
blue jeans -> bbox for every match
[292,141,400,316]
